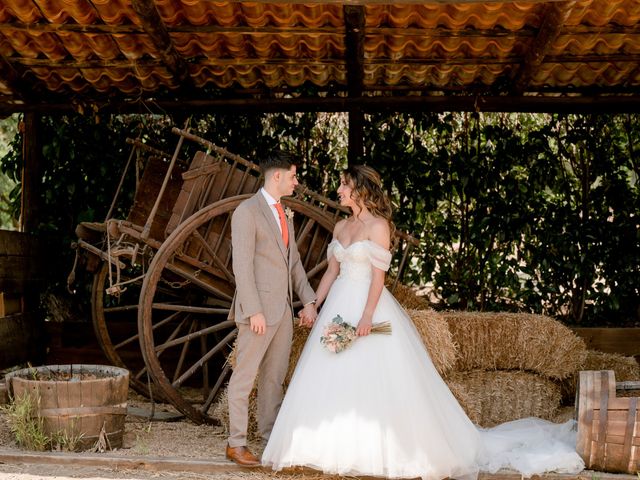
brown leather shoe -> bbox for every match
[225,444,260,467]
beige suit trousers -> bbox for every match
[227,309,293,447]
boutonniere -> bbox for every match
[285,207,294,221]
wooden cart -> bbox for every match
[72,127,417,425]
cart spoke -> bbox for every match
[172,329,237,388]
[151,303,230,315]
[202,362,233,414]
[114,311,183,350]
[165,261,233,302]
[191,230,235,282]
[155,320,235,352]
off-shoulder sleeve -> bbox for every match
[367,241,392,271]
[327,239,339,261]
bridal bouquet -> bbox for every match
[320,314,392,353]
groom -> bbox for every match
[226,151,317,466]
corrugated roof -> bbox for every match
[0,1,639,111]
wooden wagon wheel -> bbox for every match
[138,194,336,424]
[92,261,174,400]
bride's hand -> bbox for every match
[356,316,372,336]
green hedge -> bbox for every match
[0,112,637,326]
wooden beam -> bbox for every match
[512,1,578,94]
[344,5,365,98]
[0,54,44,102]
[1,22,637,37]
[130,0,192,87]
[181,0,569,3]
[344,5,365,165]
[3,94,640,115]
[348,108,364,165]
[20,114,43,233]
[12,53,640,70]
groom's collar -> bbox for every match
[260,187,279,206]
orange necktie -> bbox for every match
[274,203,289,248]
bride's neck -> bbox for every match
[350,205,372,222]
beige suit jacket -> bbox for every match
[228,192,315,326]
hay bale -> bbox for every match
[284,324,312,387]
[445,378,482,425]
[406,309,458,376]
[446,370,562,427]
[443,311,586,380]
[558,350,640,404]
[388,280,430,310]
[215,323,312,438]
[227,322,311,377]
[212,386,259,441]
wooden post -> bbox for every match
[21,113,43,233]
[344,5,365,166]
[348,108,364,165]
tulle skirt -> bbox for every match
[261,276,584,479]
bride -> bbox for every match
[261,165,584,479]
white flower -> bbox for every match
[285,207,294,221]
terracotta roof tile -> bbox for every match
[0,1,638,103]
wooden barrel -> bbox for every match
[6,364,129,450]
[576,370,640,473]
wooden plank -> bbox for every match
[131,0,192,87]
[512,1,578,94]
[0,230,45,256]
[0,292,21,316]
[0,449,637,480]
[0,313,45,370]
[6,94,640,116]
[573,328,640,358]
[2,22,639,36]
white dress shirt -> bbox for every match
[261,187,283,234]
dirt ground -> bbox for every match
[0,391,275,480]
[0,391,584,480]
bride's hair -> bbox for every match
[342,165,395,235]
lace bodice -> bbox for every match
[327,240,392,282]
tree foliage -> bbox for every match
[0,111,637,326]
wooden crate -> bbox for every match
[576,370,640,473]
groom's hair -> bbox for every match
[259,151,296,177]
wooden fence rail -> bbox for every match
[0,229,47,370]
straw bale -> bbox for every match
[552,406,576,424]
[446,370,562,427]
[443,311,586,380]
[558,350,640,404]
[445,378,481,425]
[215,323,312,438]
[284,324,312,387]
[388,280,430,310]
[406,309,458,376]
[212,386,259,441]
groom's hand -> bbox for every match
[249,313,267,335]
[299,303,317,327]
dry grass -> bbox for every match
[558,350,640,404]
[406,309,458,376]
[443,311,586,380]
[446,370,562,427]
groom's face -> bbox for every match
[275,165,298,197]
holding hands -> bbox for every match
[298,302,318,327]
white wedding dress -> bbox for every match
[262,240,584,479]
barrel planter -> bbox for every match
[5,364,129,450]
[576,370,640,473]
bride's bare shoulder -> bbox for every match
[367,217,391,249]
[333,218,348,237]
